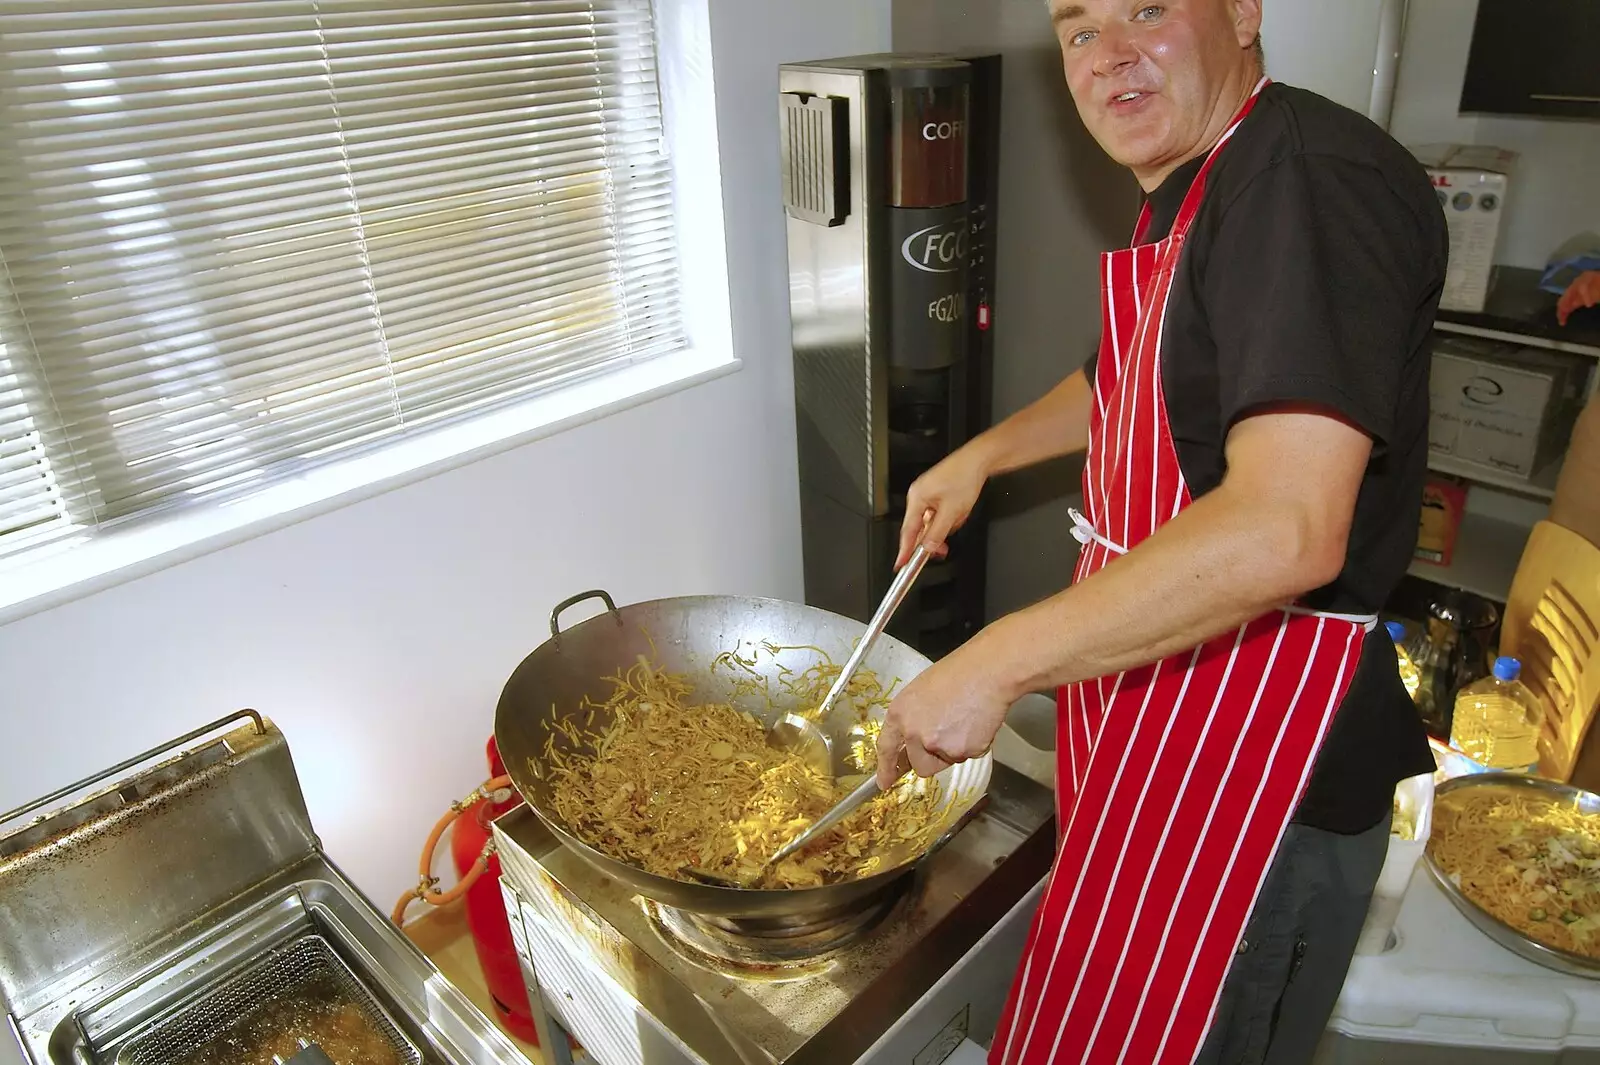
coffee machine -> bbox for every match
[780,53,1001,658]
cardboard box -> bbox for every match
[1411,144,1517,313]
[1427,335,1585,480]
[1415,476,1468,566]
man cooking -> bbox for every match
[873,2,1443,1062]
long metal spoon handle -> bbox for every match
[768,773,884,867]
[812,542,933,719]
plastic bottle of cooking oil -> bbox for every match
[1386,621,1421,701]
[1448,656,1544,773]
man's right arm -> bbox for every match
[896,365,1095,566]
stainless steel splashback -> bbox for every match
[783,61,889,524]
[0,712,319,1018]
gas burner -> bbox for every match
[646,885,908,973]
[492,759,1058,1065]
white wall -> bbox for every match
[0,0,893,905]
[893,0,1141,619]
[1388,0,1600,268]
[1259,0,1389,119]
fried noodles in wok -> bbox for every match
[537,645,948,888]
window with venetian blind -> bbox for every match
[0,0,683,562]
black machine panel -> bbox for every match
[781,53,1002,660]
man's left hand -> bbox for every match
[874,646,1016,789]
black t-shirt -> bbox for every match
[1082,82,1442,833]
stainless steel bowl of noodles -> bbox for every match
[493,591,993,921]
[1424,772,1600,978]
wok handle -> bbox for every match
[550,589,621,638]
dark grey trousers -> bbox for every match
[1193,812,1392,1065]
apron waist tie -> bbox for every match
[1069,507,1380,632]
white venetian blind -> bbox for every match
[0,278,67,549]
[0,0,682,559]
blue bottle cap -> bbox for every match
[1493,656,1522,682]
[1385,620,1406,642]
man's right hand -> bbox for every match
[896,448,990,568]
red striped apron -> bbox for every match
[990,79,1377,1065]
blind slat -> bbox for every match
[0,0,682,543]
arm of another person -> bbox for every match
[1550,390,1600,546]
[1548,275,1600,538]
[1558,270,1600,326]
[878,152,1437,784]
[895,361,1095,566]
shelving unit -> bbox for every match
[1432,266,1600,367]
[1407,510,1533,602]
[1425,451,1562,501]
[1408,266,1597,604]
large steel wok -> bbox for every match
[493,591,992,921]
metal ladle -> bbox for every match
[685,541,933,889]
[765,539,933,774]
[761,747,914,868]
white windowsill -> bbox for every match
[0,346,740,627]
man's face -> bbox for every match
[1048,0,1262,187]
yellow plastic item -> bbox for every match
[1499,520,1600,788]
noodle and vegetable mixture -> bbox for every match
[1429,785,1600,958]
[536,644,950,889]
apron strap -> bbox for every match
[1131,76,1271,249]
[1069,506,1128,557]
[1169,76,1270,235]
